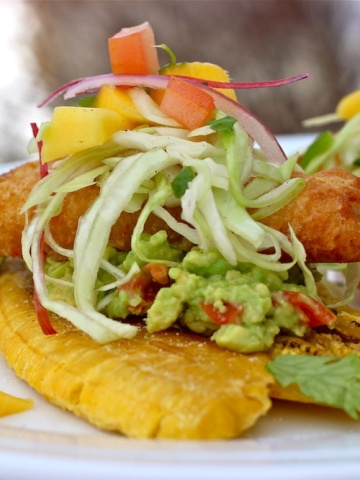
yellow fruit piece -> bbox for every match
[94,85,147,128]
[336,89,360,120]
[0,390,33,417]
[41,106,123,163]
[150,61,237,105]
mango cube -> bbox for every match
[336,89,360,120]
[94,85,147,129]
[41,106,123,163]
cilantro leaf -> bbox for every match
[267,354,360,419]
[77,96,97,107]
[300,131,334,170]
[171,167,195,198]
[158,43,177,67]
[207,115,237,133]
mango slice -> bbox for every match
[94,85,147,129]
[41,106,123,163]
[336,89,360,120]
[150,61,237,105]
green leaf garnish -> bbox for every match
[300,130,334,169]
[353,158,360,166]
[157,43,177,67]
[207,115,237,133]
[77,96,97,107]
[267,354,360,419]
[171,166,195,198]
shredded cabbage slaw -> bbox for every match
[22,77,324,344]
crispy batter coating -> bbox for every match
[261,167,360,263]
[0,162,189,257]
[1,162,360,263]
[0,162,39,257]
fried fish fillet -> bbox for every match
[2,162,360,262]
[262,167,360,263]
[0,161,189,257]
[0,259,272,439]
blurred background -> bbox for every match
[1,0,360,163]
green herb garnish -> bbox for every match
[171,166,195,198]
[207,115,237,133]
[300,130,334,170]
[77,96,97,107]
[157,43,177,67]
[267,353,360,419]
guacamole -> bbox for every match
[44,231,316,353]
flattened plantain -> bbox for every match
[0,391,33,417]
[0,259,273,439]
[268,304,360,404]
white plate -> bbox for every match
[1,135,360,480]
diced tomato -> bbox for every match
[118,263,171,315]
[200,301,243,325]
[160,76,216,130]
[272,291,336,328]
[143,262,170,285]
[108,22,160,75]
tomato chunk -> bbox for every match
[108,22,160,75]
[160,76,215,130]
[118,263,170,315]
[273,291,336,328]
[200,302,243,325]
[143,262,170,285]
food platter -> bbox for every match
[1,134,360,480]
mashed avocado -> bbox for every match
[146,249,309,353]
[44,231,312,353]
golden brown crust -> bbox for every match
[262,168,360,263]
[0,162,39,257]
[0,260,273,439]
[0,161,189,257]
[3,163,360,262]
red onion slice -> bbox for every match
[39,73,307,107]
[38,72,307,165]
[176,73,308,90]
[33,232,57,335]
[200,87,287,165]
[31,122,49,177]
[38,74,168,107]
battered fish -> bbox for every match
[0,161,189,257]
[262,167,360,263]
[1,162,360,263]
